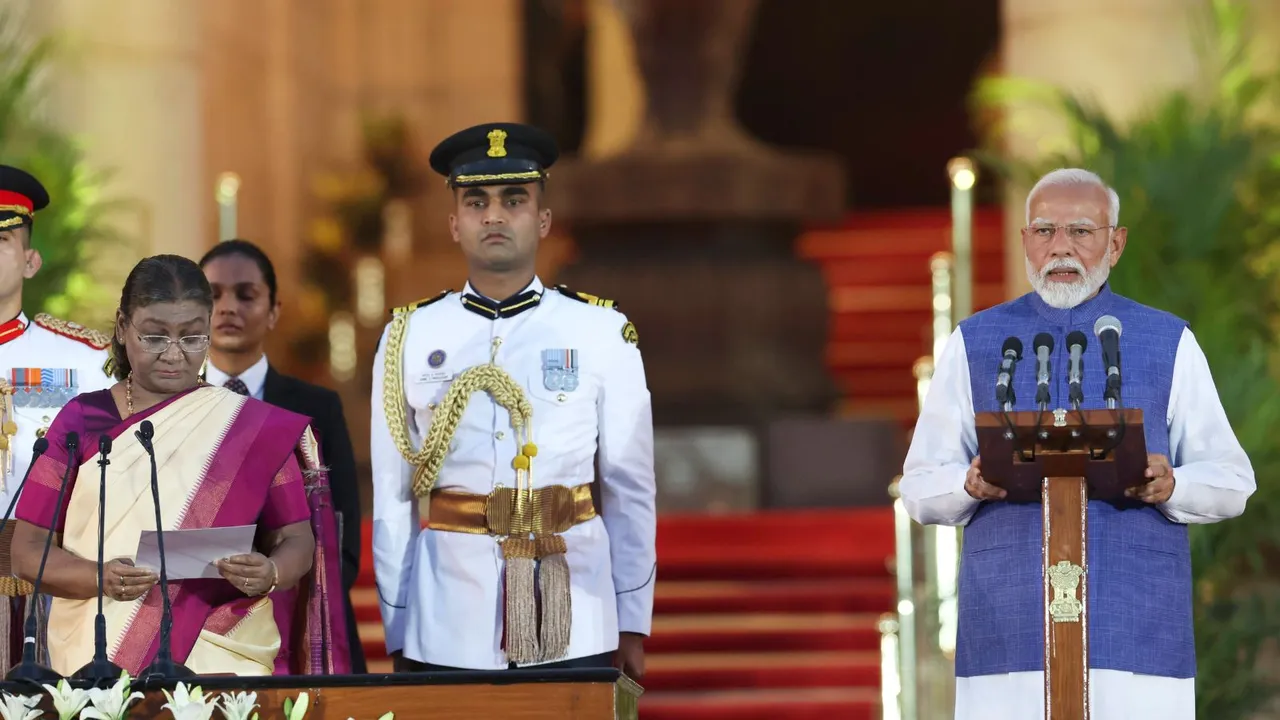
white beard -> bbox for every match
[1025,251,1112,309]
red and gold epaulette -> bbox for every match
[33,313,111,350]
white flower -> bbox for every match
[283,692,310,720]
[43,679,91,720]
[80,670,143,720]
[217,691,259,720]
[160,682,215,720]
[345,715,395,720]
[0,692,40,720]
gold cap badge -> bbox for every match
[487,129,508,158]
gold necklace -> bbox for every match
[126,373,206,417]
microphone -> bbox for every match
[135,420,193,682]
[1033,333,1054,410]
[0,438,50,537]
[72,434,123,683]
[7,433,78,683]
[1066,330,1088,410]
[994,337,1023,411]
[1094,315,1123,409]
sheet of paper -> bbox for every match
[134,525,257,580]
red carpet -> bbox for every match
[353,507,896,719]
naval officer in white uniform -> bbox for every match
[371,123,655,677]
[0,165,112,668]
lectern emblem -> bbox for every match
[1048,560,1085,623]
[1052,408,1067,427]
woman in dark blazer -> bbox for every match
[200,239,366,674]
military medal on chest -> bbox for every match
[541,349,579,393]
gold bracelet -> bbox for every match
[266,559,279,595]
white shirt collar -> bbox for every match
[205,353,269,400]
[462,275,545,301]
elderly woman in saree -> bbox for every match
[8,254,350,677]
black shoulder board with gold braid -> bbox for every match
[391,290,452,317]
[378,290,451,356]
[555,284,621,311]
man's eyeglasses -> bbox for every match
[1024,224,1115,241]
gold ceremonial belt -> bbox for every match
[0,524,31,597]
[428,483,597,536]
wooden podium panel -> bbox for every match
[976,408,1149,720]
[0,669,641,720]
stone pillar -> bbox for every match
[554,0,845,425]
[580,0,644,158]
[24,0,205,259]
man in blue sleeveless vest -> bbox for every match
[900,168,1255,719]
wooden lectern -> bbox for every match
[976,408,1148,720]
[0,668,641,719]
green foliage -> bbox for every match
[0,8,130,331]
[973,1,1280,716]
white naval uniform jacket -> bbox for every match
[0,313,113,513]
[371,277,657,669]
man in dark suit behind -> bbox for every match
[199,239,366,673]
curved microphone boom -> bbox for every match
[1094,315,1123,409]
[73,434,123,684]
[0,438,49,537]
[1066,330,1088,410]
[994,337,1023,411]
[1033,333,1055,411]
[135,420,194,682]
[7,432,78,683]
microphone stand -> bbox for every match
[0,437,49,538]
[6,433,79,683]
[134,421,193,683]
[72,434,123,684]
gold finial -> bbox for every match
[487,129,508,158]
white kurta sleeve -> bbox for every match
[899,327,982,527]
[1159,327,1255,523]
[370,322,422,654]
[597,314,656,636]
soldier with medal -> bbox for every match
[371,123,656,677]
[0,166,113,667]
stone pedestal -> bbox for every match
[555,0,845,425]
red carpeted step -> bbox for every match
[640,687,881,720]
[656,509,895,582]
[646,613,881,654]
[654,579,895,615]
[643,651,880,693]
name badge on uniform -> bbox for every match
[10,368,79,408]
[416,349,452,383]
[542,349,579,392]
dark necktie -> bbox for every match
[224,377,250,396]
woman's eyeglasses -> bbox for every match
[135,334,210,354]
